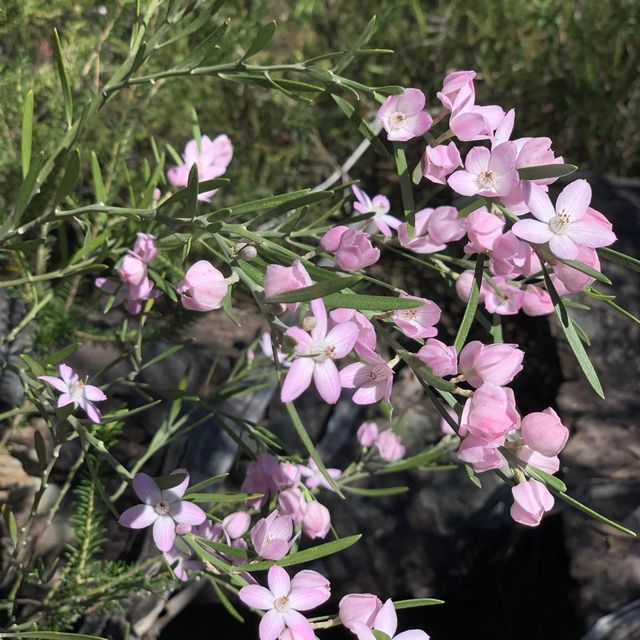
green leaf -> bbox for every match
[2,505,18,544]
[333,15,377,73]
[14,151,44,222]
[161,178,229,210]
[517,163,577,180]
[53,29,73,127]
[22,353,45,377]
[342,485,409,497]
[601,298,640,326]
[21,89,34,179]
[210,578,245,623]
[91,152,106,203]
[218,73,322,93]
[454,253,485,351]
[140,342,187,371]
[598,247,640,273]
[394,598,445,608]
[241,20,277,60]
[372,631,391,640]
[101,399,162,423]
[322,293,424,312]
[54,148,81,204]
[185,492,263,504]
[543,267,604,398]
[42,342,81,367]
[458,198,486,218]
[378,443,451,474]
[235,534,362,572]
[184,163,200,218]
[34,430,48,469]
[195,536,248,559]
[213,188,323,218]
[556,258,612,285]
[331,94,389,157]
[524,464,567,493]
[465,463,482,488]
[267,276,362,303]
[185,473,229,494]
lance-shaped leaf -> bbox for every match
[53,29,73,127]
[556,258,612,285]
[21,89,34,178]
[394,598,445,608]
[241,20,277,60]
[332,94,389,157]
[54,148,80,204]
[267,276,362,304]
[517,163,577,180]
[599,247,640,273]
[322,293,424,312]
[454,253,485,351]
[342,485,409,497]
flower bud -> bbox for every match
[176,260,228,312]
[339,593,383,632]
[301,500,331,539]
[521,408,569,457]
[356,421,379,447]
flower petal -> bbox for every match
[38,376,69,393]
[339,362,368,388]
[153,515,176,552]
[282,610,315,640]
[281,358,315,403]
[395,630,430,640]
[325,322,359,358]
[119,504,157,529]
[511,219,553,244]
[83,402,102,423]
[170,500,206,525]
[238,584,275,610]
[259,609,286,640]
[57,393,74,408]
[288,586,331,611]
[464,146,490,175]
[83,385,107,401]
[556,179,591,221]
[267,565,291,599]
[163,468,190,502]
[548,233,578,260]
[133,473,161,504]
[313,359,342,404]
[310,298,328,340]
[525,183,555,222]
[374,599,398,639]
[567,219,617,249]
[447,170,480,197]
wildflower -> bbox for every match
[163,545,202,582]
[422,142,462,184]
[352,186,401,237]
[521,285,554,316]
[352,599,430,640]
[521,408,569,457]
[176,260,228,311]
[356,421,379,447]
[300,458,342,492]
[463,207,505,254]
[339,593,383,633]
[416,339,458,377]
[334,229,380,272]
[251,511,297,561]
[378,88,432,141]
[510,479,554,527]
[393,294,441,340]
[264,261,312,312]
[339,345,394,405]
[375,430,405,462]
[460,383,520,445]
[437,70,476,112]
[458,341,524,388]
[301,500,331,539]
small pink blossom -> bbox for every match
[300,458,342,492]
[510,479,554,527]
[251,511,297,560]
[301,500,331,539]
[551,245,601,293]
[483,278,525,316]
[458,341,524,388]
[521,408,569,457]
[339,345,394,405]
[163,545,202,582]
[353,599,430,640]
[422,142,463,184]
[274,462,302,490]
[398,209,446,254]
[448,143,518,197]
[450,104,506,142]
[264,261,312,312]
[118,470,205,552]
[375,430,405,462]
[330,308,377,353]
[416,339,458,377]
[333,229,380,272]
[437,70,476,112]
[241,453,280,508]
[427,206,467,245]
[167,134,233,201]
[260,332,291,367]
[176,260,228,311]
[238,565,330,640]
[116,233,157,285]
[352,186,401,237]
[320,225,349,253]
[512,180,616,260]
[339,593,383,633]
[281,299,358,404]
[516,446,560,474]
[39,364,107,423]
[393,294,441,339]
[463,207,505,254]
[490,231,540,277]
[522,285,554,316]
[455,270,489,304]
[356,421,379,447]
[278,488,307,525]
[221,511,251,541]
[458,436,506,473]
[378,88,432,142]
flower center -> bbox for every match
[367,364,388,382]
[390,111,406,128]
[154,500,170,515]
[309,340,335,362]
[398,308,417,321]
[70,382,85,403]
[549,210,571,235]
[477,169,496,189]
[274,596,289,612]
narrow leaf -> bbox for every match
[454,254,485,351]
[34,430,48,469]
[394,598,445,609]
[342,485,408,497]
[91,152,107,203]
[599,247,640,273]
[42,342,81,367]
[267,276,362,303]
[54,148,81,204]
[556,258,612,285]
[186,492,263,504]
[242,20,277,60]
[524,464,567,493]
[53,29,73,127]
[322,293,423,312]
[15,151,44,222]
[21,89,34,178]
[517,163,577,180]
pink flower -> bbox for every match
[118,470,205,552]
[167,134,233,201]
[278,488,307,525]
[301,500,331,539]
[516,446,560,474]
[458,341,524,388]
[437,70,476,112]
[455,270,489,304]
[490,231,540,277]
[281,300,358,404]
[339,345,394,405]
[510,479,554,527]
[458,435,506,473]
[512,180,616,260]
[251,511,297,560]
[393,294,441,339]
[116,233,157,286]
[448,143,518,197]
[330,308,377,353]
[521,408,569,457]
[221,511,251,541]
[339,593,383,633]
[260,332,291,367]
[352,186,401,237]
[264,261,312,312]
[39,364,107,423]
[463,207,505,254]
[551,245,600,293]
[483,278,525,316]
[353,599,430,640]
[375,430,405,462]
[356,421,379,447]
[427,206,467,245]
[132,232,158,262]
[241,454,280,508]
[334,229,380,272]
[274,462,302,490]
[176,260,228,311]
[460,383,520,445]
[416,339,457,377]
[398,209,446,254]
[522,285,554,316]
[238,565,330,640]
[422,143,462,184]
[163,545,202,582]
[378,88,432,142]
[320,225,349,252]
[300,458,342,492]
[450,104,506,142]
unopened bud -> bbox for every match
[302,316,317,331]
[266,302,287,316]
[234,242,257,261]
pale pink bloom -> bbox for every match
[458,435,506,473]
[551,245,600,293]
[460,383,520,445]
[458,340,524,388]
[339,345,393,405]
[163,545,202,582]
[334,229,380,272]
[356,421,379,447]
[330,308,376,353]
[241,453,280,508]
[516,446,560,474]
[95,275,159,315]
[176,260,227,311]
[422,142,463,184]
[463,207,505,254]
[427,206,466,245]
[510,479,554,527]
[119,470,205,552]
[437,70,476,112]
[455,270,489,304]
[320,225,349,252]
[278,488,307,525]
[515,137,564,185]
[353,599,430,640]
[450,104,506,142]
[274,462,302,490]
[238,565,330,640]
[522,285,554,316]
[167,134,233,201]
[521,408,569,457]
[116,233,158,285]
[375,430,405,462]
[449,143,518,198]
[483,278,525,316]
[393,294,441,339]
[251,511,297,560]
[378,88,432,142]
[339,593,383,633]
[221,511,251,540]
[281,299,358,404]
[490,231,540,277]
[491,109,516,147]
[264,260,312,312]
[351,186,401,237]
[39,364,107,423]
[301,500,331,539]
[300,458,342,492]
[417,339,458,377]
[513,180,616,260]
[398,209,446,254]
[260,332,291,367]
[132,232,158,262]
